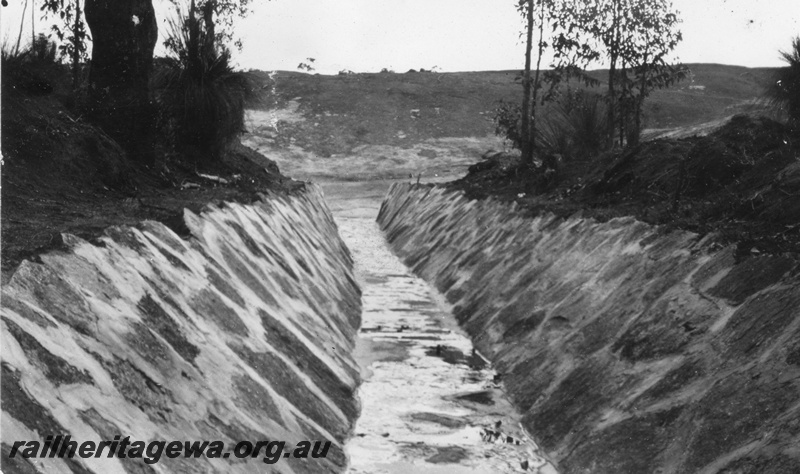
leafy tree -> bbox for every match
[766,36,800,124]
[518,0,536,167]
[518,0,571,168]
[507,0,599,168]
[618,0,685,144]
[167,0,255,52]
[555,0,684,148]
[40,0,90,90]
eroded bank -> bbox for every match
[2,185,361,473]
[378,183,800,474]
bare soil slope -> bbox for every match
[1,63,298,281]
[451,115,800,257]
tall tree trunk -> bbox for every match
[607,56,617,149]
[532,0,552,170]
[201,0,216,56]
[72,0,82,91]
[606,0,621,149]
[85,0,158,166]
[631,39,650,146]
[618,60,626,148]
[520,0,535,167]
[632,63,647,146]
[15,0,28,55]
[31,0,35,49]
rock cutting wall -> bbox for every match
[378,183,800,474]
[1,185,361,473]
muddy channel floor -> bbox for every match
[322,181,558,474]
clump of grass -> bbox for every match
[494,89,608,164]
[537,90,608,162]
[2,35,62,97]
[765,36,800,125]
[154,1,253,166]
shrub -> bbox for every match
[493,99,523,150]
[552,90,608,160]
[2,36,62,97]
[765,36,800,124]
[31,34,58,63]
[154,4,253,166]
[493,90,608,163]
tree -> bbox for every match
[36,0,257,166]
[766,36,800,124]
[499,0,598,168]
[519,0,535,167]
[40,0,90,90]
[168,0,254,51]
[619,0,685,145]
[84,0,159,165]
[518,0,563,168]
[556,0,684,148]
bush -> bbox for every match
[493,99,523,150]
[2,36,61,96]
[31,34,58,63]
[765,36,800,124]
[154,5,253,166]
[542,90,608,161]
[493,90,608,163]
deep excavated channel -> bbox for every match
[243,106,558,471]
[323,183,558,473]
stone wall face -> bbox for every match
[378,183,800,474]
[1,185,361,473]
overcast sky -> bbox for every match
[2,0,798,73]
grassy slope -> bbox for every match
[251,64,776,151]
[637,63,776,129]
[250,70,519,156]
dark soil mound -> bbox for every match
[450,115,800,257]
[1,61,297,281]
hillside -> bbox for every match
[248,63,777,155]
[244,63,798,256]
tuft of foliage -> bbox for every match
[494,89,608,163]
[40,0,90,90]
[31,34,58,63]
[538,90,608,161]
[765,36,800,124]
[174,0,256,51]
[494,99,524,150]
[2,36,61,96]
[155,1,254,166]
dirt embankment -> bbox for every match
[378,183,800,474]
[3,185,362,473]
[3,62,363,474]
[1,63,298,282]
[451,115,800,257]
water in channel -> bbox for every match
[322,182,558,474]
